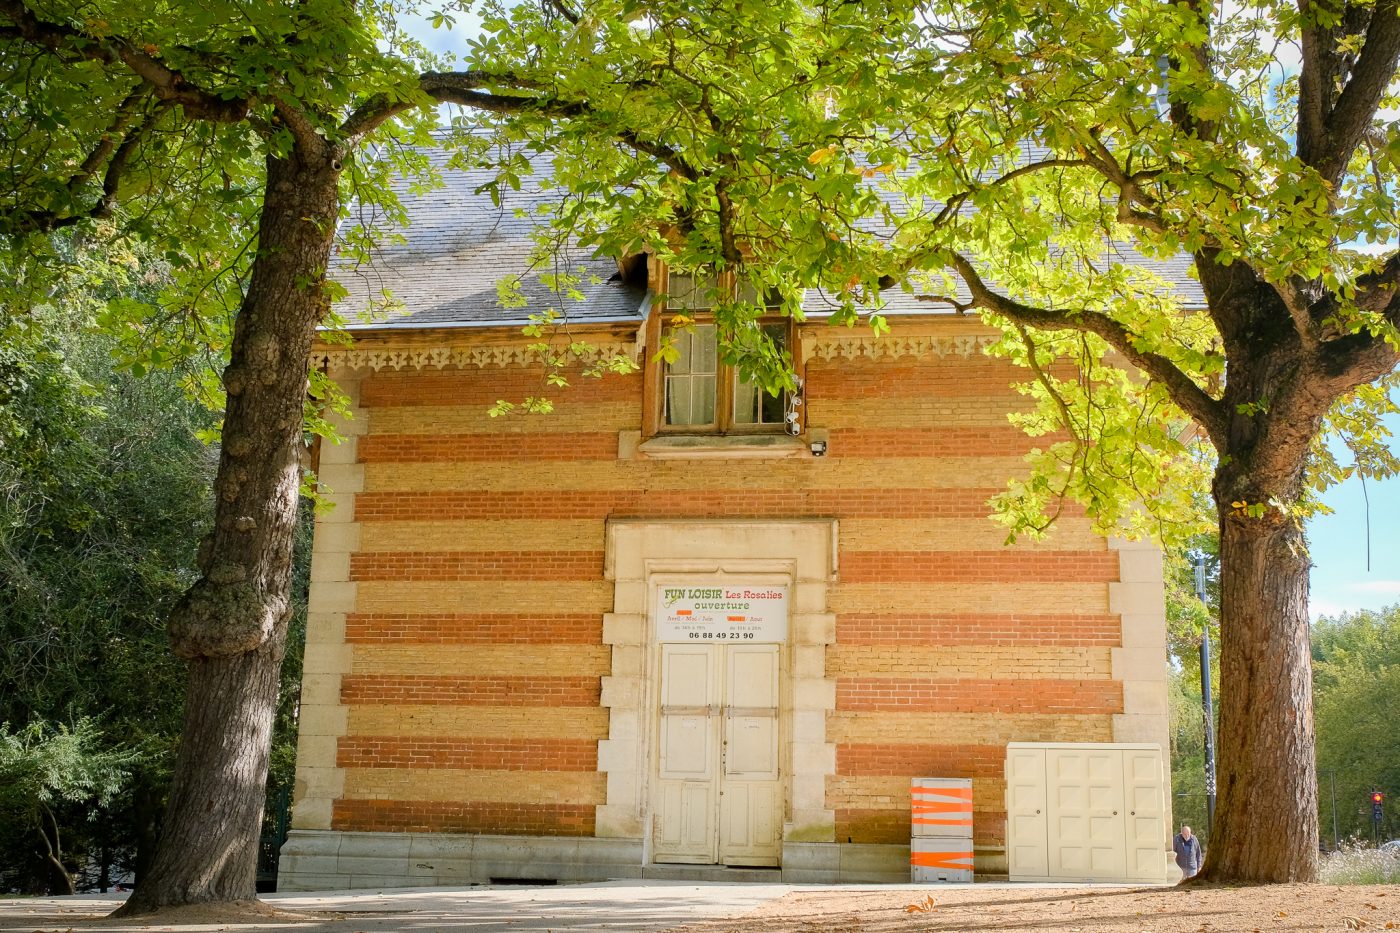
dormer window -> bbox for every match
[650,272,795,436]
[661,322,790,432]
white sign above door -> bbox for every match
[655,584,789,643]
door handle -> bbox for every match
[724,707,777,718]
[661,705,721,716]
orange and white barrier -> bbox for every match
[911,777,974,882]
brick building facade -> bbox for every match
[278,148,1178,888]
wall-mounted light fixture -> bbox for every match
[809,440,827,457]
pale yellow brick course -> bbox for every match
[343,768,606,806]
[355,581,613,614]
[348,705,610,739]
[840,518,1106,552]
[826,711,1115,745]
[811,397,1035,429]
[368,401,638,434]
[358,520,603,552]
[350,644,610,676]
[827,776,1006,811]
[825,646,1113,679]
[830,583,1110,615]
[362,457,1034,493]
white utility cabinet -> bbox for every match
[1005,742,1170,883]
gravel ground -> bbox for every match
[0,881,1395,933]
[666,884,1400,933]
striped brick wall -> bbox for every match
[317,319,1133,852]
[806,352,1121,848]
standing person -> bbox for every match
[1174,824,1203,879]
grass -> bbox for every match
[1319,846,1400,884]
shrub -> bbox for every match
[1320,845,1400,885]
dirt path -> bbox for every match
[0,883,1395,933]
[667,884,1399,933]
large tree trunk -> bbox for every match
[1198,485,1319,883]
[115,146,340,915]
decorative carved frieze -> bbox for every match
[316,332,993,371]
[315,340,640,372]
[801,332,998,363]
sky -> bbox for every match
[1307,415,1400,620]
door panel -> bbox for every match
[719,644,781,865]
[724,644,780,779]
[1046,748,1127,880]
[655,645,720,863]
[1123,748,1167,880]
[720,781,781,865]
[1005,746,1049,878]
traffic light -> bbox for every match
[1372,791,1385,824]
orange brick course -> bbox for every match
[835,613,1122,647]
[333,799,595,836]
[835,678,1123,714]
[340,675,601,707]
[360,369,641,407]
[344,614,602,644]
[804,359,1026,400]
[354,488,1017,522]
[359,432,620,462]
[826,426,1057,458]
[836,807,1006,846]
[836,742,1007,777]
[336,737,597,772]
[839,550,1119,584]
[349,550,605,582]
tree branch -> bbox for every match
[73,83,151,186]
[947,251,1229,443]
[0,0,249,122]
[1300,0,1400,182]
[546,0,581,25]
[272,96,329,159]
[342,71,703,185]
[1277,276,1322,351]
[1165,0,1219,142]
[927,157,1092,227]
[7,96,165,234]
[341,71,533,144]
[1356,251,1400,314]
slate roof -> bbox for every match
[332,145,647,330]
[332,142,1204,330]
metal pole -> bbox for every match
[1195,554,1217,834]
[1330,771,1338,851]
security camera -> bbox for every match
[809,440,828,457]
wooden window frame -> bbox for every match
[642,304,804,440]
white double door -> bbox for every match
[653,643,782,866]
[1006,744,1167,881]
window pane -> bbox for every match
[732,323,788,426]
[673,328,693,373]
[663,326,717,427]
[734,378,760,424]
[696,374,715,424]
[665,375,691,425]
[669,274,718,309]
[696,324,717,372]
[761,385,786,424]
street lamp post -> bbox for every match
[1195,554,1217,834]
